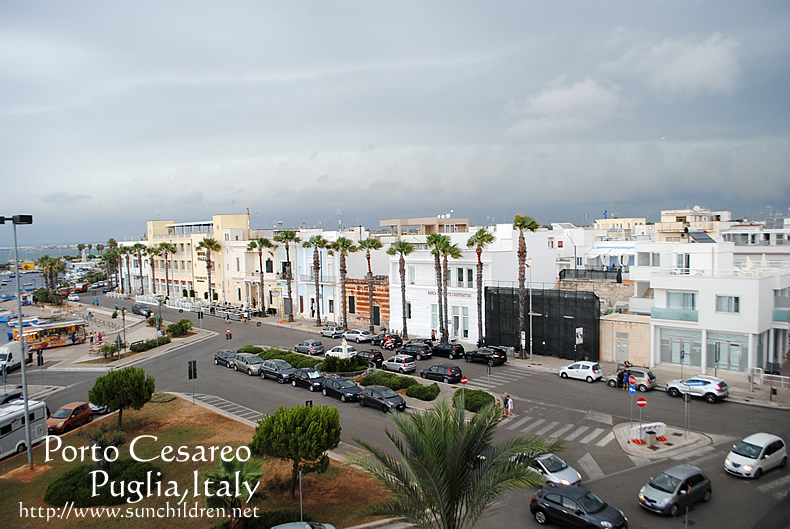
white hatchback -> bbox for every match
[725,432,787,479]
[559,361,602,383]
[343,329,372,343]
[325,345,357,358]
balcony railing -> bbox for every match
[651,307,699,322]
[298,274,337,283]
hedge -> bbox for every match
[405,382,440,401]
[129,336,171,352]
[359,371,418,391]
[247,346,320,369]
[44,459,161,507]
[166,318,193,336]
[321,355,367,374]
[452,387,495,413]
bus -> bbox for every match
[0,399,48,460]
[12,320,88,351]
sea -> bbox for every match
[0,245,81,263]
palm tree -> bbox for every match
[329,237,357,330]
[77,244,86,259]
[358,237,383,333]
[247,238,274,317]
[121,246,133,295]
[36,255,54,291]
[427,233,450,340]
[196,237,222,303]
[347,394,555,529]
[146,246,161,294]
[203,456,267,529]
[273,231,301,322]
[87,243,93,256]
[302,235,329,326]
[106,238,118,250]
[387,240,414,339]
[158,242,176,299]
[101,248,120,291]
[96,243,104,255]
[131,243,147,294]
[467,228,495,346]
[440,241,462,342]
[513,214,539,359]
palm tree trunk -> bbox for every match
[207,256,213,302]
[518,233,526,359]
[125,257,131,296]
[367,272,374,333]
[476,248,484,346]
[150,259,157,294]
[442,255,450,343]
[285,244,294,322]
[258,251,267,317]
[399,256,408,339]
[164,255,170,299]
[313,248,321,326]
[434,255,444,341]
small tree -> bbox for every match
[78,425,126,472]
[249,404,341,498]
[204,456,267,529]
[88,367,156,430]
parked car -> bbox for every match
[420,363,463,384]
[606,366,657,392]
[325,345,357,358]
[234,353,265,376]
[405,338,435,350]
[0,390,22,404]
[89,402,109,415]
[638,464,712,516]
[559,361,602,383]
[371,333,402,349]
[465,346,508,367]
[381,354,416,374]
[67,293,80,302]
[530,453,583,486]
[291,368,326,392]
[47,402,93,434]
[358,385,406,413]
[259,359,296,383]
[322,377,362,402]
[725,432,787,479]
[214,350,237,368]
[357,350,384,368]
[132,303,152,317]
[343,329,373,343]
[320,325,344,338]
[432,342,465,360]
[530,482,627,528]
[294,340,324,355]
[666,375,729,403]
[397,343,433,361]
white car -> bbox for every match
[559,361,602,383]
[67,293,80,302]
[343,329,372,343]
[666,375,729,403]
[725,433,787,479]
[325,345,357,358]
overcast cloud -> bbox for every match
[1,1,788,246]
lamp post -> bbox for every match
[1,214,34,469]
[527,257,533,361]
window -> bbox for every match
[328,299,334,313]
[348,296,355,314]
[652,253,661,267]
[716,295,740,313]
[457,267,464,287]
[406,302,412,319]
[467,268,474,287]
[668,291,696,310]
[462,307,469,338]
[558,240,563,248]
[238,288,242,301]
[408,266,415,285]
[265,259,273,273]
[236,257,240,272]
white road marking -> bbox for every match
[580,428,605,444]
[578,452,605,480]
[564,426,589,441]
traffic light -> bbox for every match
[188,360,197,379]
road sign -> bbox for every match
[461,376,468,385]
[188,360,197,380]
[628,385,636,395]
[680,349,685,360]
[629,375,636,385]
[575,327,584,345]
[636,397,647,408]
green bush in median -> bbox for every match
[359,371,418,391]
[405,382,440,401]
[166,318,193,336]
[129,336,171,352]
[452,387,495,412]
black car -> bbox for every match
[420,363,463,384]
[259,359,296,383]
[358,385,406,413]
[405,338,435,350]
[372,333,403,350]
[291,368,326,392]
[213,350,236,368]
[357,350,384,368]
[432,342,465,360]
[530,482,628,528]
[322,377,362,402]
[397,343,433,361]
[0,390,22,404]
[465,346,508,366]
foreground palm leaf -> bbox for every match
[348,396,556,529]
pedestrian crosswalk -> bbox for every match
[504,415,616,447]
[463,365,533,391]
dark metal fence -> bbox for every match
[559,268,622,283]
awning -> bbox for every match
[586,249,609,258]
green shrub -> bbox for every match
[166,318,193,336]
[453,388,495,413]
[237,345,264,355]
[406,382,440,401]
[359,371,418,390]
[111,311,118,319]
[44,459,160,507]
[146,316,157,327]
[129,336,171,352]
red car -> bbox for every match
[47,402,93,434]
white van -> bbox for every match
[0,341,30,373]
[0,399,49,460]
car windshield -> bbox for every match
[650,472,681,493]
[52,408,72,419]
[540,454,567,473]
[733,441,761,459]
[305,370,321,379]
[247,357,263,364]
[0,353,7,361]
[379,387,398,398]
[578,491,606,514]
[337,379,356,389]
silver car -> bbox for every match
[638,464,712,516]
[294,340,324,355]
[666,375,729,403]
[233,353,264,376]
[529,453,582,486]
[343,329,372,343]
[320,325,344,338]
[381,354,416,374]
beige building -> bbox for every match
[600,313,651,366]
[654,206,733,242]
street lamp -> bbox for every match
[527,257,533,361]
[1,214,34,469]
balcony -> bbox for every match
[774,309,790,324]
[651,307,698,322]
[628,297,654,315]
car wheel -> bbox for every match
[248,369,253,376]
[214,358,219,365]
[668,387,681,398]
[534,509,548,525]
[309,385,316,392]
[277,377,285,384]
[87,414,93,423]
[292,380,298,387]
[227,362,233,368]
[638,384,648,393]
[607,379,617,388]
[781,456,787,468]
[382,405,389,413]
[341,395,347,403]
[356,337,361,343]
[448,353,454,360]
[443,377,450,384]
[704,393,717,403]
[560,372,569,379]
[586,376,594,383]
[420,372,426,379]
[260,372,266,380]
[465,356,472,363]
[702,489,712,502]
[359,398,366,407]
[16,443,25,453]
[754,468,762,479]
[234,364,238,371]
[669,503,680,517]
[369,362,376,369]
[322,388,328,396]
[399,368,405,374]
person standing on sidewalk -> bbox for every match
[507,394,515,418]
[501,393,510,420]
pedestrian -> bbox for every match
[501,393,509,420]
[89,332,94,345]
[431,329,436,341]
[507,394,515,418]
[98,332,102,344]
[619,367,627,390]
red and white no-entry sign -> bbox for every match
[636,397,647,408]
[629,375,636,386]
[461,376,468,385]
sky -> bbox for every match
[1,1,789,246]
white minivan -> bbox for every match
[0,341,29,373]
[725,432,787,479]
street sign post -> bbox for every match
[461,376,468,385]
[461,375,467,401]
[637,397,647,437]
[188,360,197,403]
